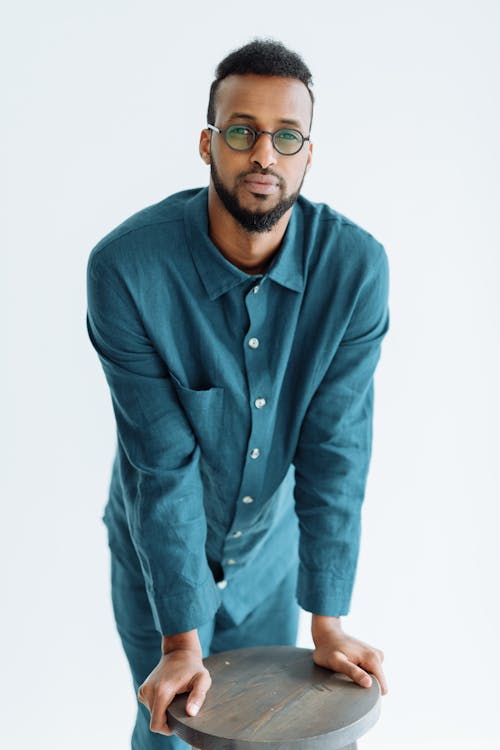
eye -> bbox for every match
[228,126,253,136]
[274,129,303,154]
[275,129,301,142]
[225,125,255,150]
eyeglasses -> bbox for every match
[207,123,310,156]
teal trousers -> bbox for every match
[109,547,300,750]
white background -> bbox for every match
[2,1,499,748]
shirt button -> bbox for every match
[254,397,266,409]
[227,559,237,566]
[248,337,260,349]
[217,580,228,590]
[242,495,254,504]
[252,285,260,294]
[232,530,242,538]
[249,448,261,459]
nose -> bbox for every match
[249,132,278,170]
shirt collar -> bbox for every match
[184,187,305,301]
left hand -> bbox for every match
[312,615,388,695]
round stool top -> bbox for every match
[167,646,381,750]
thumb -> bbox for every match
[186,670,212,717]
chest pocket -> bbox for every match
[168,370,225,472]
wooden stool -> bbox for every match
[168,646,381,750]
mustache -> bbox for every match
[236,168,284,187]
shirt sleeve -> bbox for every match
[293,246,390,616]
[86,249,221,636]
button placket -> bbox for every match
[228,280,271,548]
[222,526,244,573]
[245,285,271,472]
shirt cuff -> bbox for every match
[147,575,222,635]
[296,565,355,616]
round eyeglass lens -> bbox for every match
[273,129,303,155]
[225,126,255,151]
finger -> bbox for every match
[360,652,388,696]
[330,650,372,688]
[366,660,388,695]
[186,670,212,717]
[149,688,174,735]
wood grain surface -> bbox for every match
[167,646,380,750]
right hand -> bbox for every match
[137,647,212,736]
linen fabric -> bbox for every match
[86,187,389,636]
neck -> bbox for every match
[207,185,293,275]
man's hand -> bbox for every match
[137,630,211,736]
[312,615,388,695]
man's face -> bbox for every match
[200,74,313,233]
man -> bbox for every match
[87,39,389,750]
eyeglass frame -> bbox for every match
[206,123,311,156]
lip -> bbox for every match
[243,175,280,194]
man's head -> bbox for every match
[200,39,314,234]
[206,39,314,130]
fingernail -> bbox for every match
[361,676,372,687]
[188,702,199,716]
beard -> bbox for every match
[210,159,305,234]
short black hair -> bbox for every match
[207,38,314,127]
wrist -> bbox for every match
[311,614,343,643]
[161,629,202,656]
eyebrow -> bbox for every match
[227,112,303,128]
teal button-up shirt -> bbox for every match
[86,187,389,636]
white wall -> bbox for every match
[3,1,499,748]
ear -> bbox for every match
[199,129,211,164]
[305,140,313,173]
